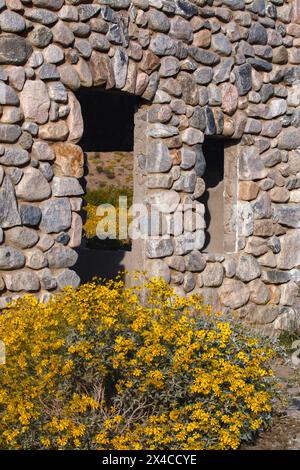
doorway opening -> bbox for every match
[74,88,137,281]
[201,138,237,254]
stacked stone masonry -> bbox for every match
[1,0,300,331]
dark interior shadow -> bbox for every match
[200,138,224,252]
[76,87,136,152]
[74,244,130,282]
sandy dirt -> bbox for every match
[85,151,133,191]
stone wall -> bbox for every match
[1,0,300,330]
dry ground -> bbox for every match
[242,359,300,450]
[85,151,133,191]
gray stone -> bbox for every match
[236,254,261,281]
[247,305,279,325]
[166,255,185,272]
[0,10,26,33]
[0,148,29,166]
[194,145,206,177]
[40,162,54,182]
[16,168,51,202]
[278,127,300,150]
[52,20,74,46]
[280,281,299,306]
[0,82,19,106]
[142,72,159,101]
[113,48,128,89]
[90,32,110,52]
[5,226,39,249]
[174,231,203,255]
[273,205,300,228]
[26,249,47,270]
[173,170,197,193]
[202,262,224,287]
[248,58,272,72]
[29,26,53,48]
[175,0,198,18]
[267,236,281,254]
[78,4,101,21]
[181,147,196,169]
[148,10,170,32]
[261,270,290,284]
[0,35,32,65]
[239,147,267,180]
[43,44,64,64]
[148,123,179,138]
[169,16,193,42]
[48,82,68,104]
[56,269,80,289]
[146,190,180,214]
[32,0,64,10]
[234,63,252,95]
[0,246,25,270]
[183,272,195,292]
[37,233,55,252]
[146,174,172,189]
[37,268,57,290]
[31,141,55,161]
[182,128,204,145]
[58,64,80,91]
[252,192,271,220]
[19,131,33,150]
[189,47,220,66]
[237,202,254,236]
[40,198,72,233]
[261,121,282,138]
[39,64,60,80]
[141,141,173,173]
[219,279,250,309]
[214,58,234,84]
[0,124,21,143]
[6,168,23,185]
[0,177,21,228]
[261,149,282,167]
[25,9,58,25]
[20,205,42,227]
[51,176,84,197]
[184,251,205,272]
[74,39,92,59]
[248,22,267,45]
[211,33,232,56]
[150,34,177,56]
[244,118,262,134]
[277,232,300,269]
[159,57,180,77]
[177,72,198,105]
[273,307,300,332]
[194,67,213,85]
[146,238,174,258]
[1,107,23,124]
[20,80,50,125]
[4,271,40,292]
[47,245,78,268]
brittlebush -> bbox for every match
[0,278,278,450]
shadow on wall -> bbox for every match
[76,87,137,152]
[74,245,133,283]
[201,138,225,253]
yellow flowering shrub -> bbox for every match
[0,278,278,450]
